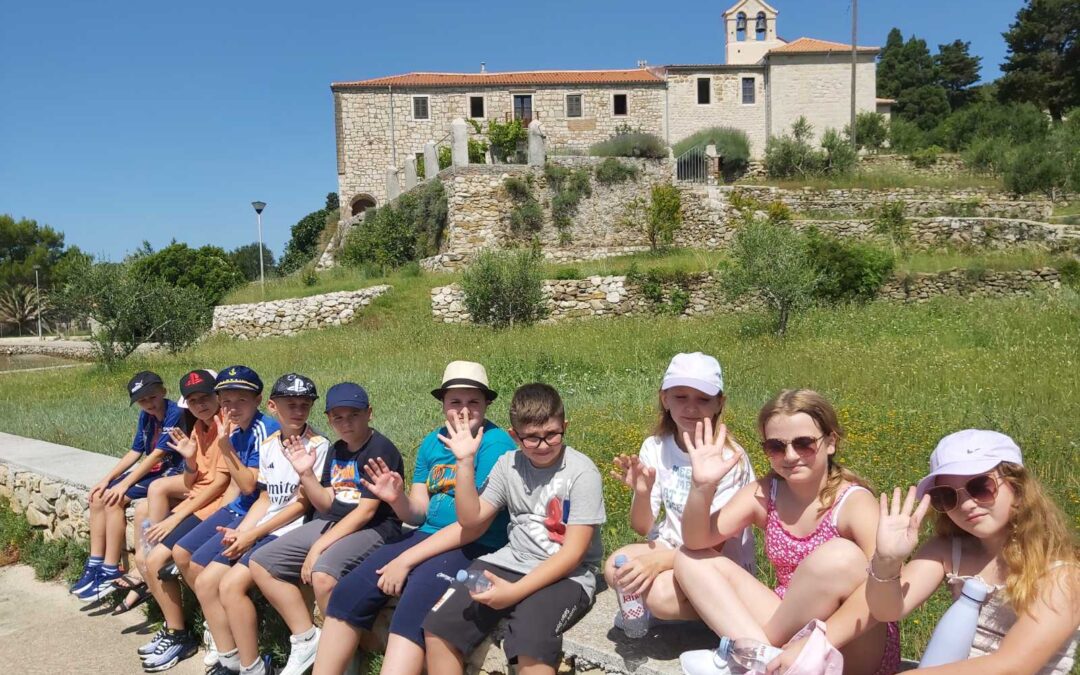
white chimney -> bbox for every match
[480,62,486,74]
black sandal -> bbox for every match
[111,585,151,615]
[114,574,146,592]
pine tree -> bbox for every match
[876,28,906,99]
[999,0,1080,121]
[935,40,982,109]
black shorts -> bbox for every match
[421,560,593,667]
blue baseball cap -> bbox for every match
[325,382,370,412]
[214,366,264,394]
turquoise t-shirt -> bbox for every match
[413,419,516,550]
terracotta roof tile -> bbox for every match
[332,69,664,89]
[768,37,878,55]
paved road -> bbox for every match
[0,564,204,674]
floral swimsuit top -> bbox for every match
[944,538,1078,675]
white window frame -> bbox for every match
[565,93,584,118]
[741,77,756,105]
[612,91,629,117]
[467,94,486,120]
[696,76,712,106]
[412,95,431,121]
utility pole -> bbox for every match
[850,0,858,150]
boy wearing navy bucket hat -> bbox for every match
[250,382,404,675]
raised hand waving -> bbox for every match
[683,418,741,488]
[437,409,484,462]
[875,486,930,565]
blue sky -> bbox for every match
[0,0,1023,262]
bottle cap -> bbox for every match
[613,554,628,567]
[456,569,469,583]
[960,577,990,603]
[717,636,732,658]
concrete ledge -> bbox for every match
[0,431,116,490]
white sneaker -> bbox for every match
[279,627,320,675]
[203,623,220,667]
[679,648,733,675]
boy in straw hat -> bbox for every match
[312,361,517,675]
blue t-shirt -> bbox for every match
[131,398,184,474]
[226,410,281,514]
[414,420,516,550]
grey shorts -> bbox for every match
[248,519,387,583]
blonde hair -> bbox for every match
[756,389,869,516]
[934,462,1080,615]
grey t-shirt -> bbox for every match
[478,445,606,597]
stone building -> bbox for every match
[332,0,881,216]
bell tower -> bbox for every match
[723,0,782,65]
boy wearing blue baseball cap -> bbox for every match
[140,365,280,673]
[249,382,404,675]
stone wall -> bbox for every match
[0,462,90,542]
[665,68,768,157]
[767,53,878,144]
[431,268,1063,324]
[727,185,1052,220]
[796,216,1080,252]
[859,153,969,176]
[211,285,391,340]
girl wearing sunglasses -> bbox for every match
[605,353,756,632]
[867,430,1079,674]
[676,389,898,675]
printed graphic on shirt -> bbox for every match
[524,478,572,554]
[427,463,456,495]
[660,465,693,519]
[329,459,363,504]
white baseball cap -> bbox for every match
[915,429,1023,497]
[661,352,724,396]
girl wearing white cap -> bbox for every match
[605,352,756,631]
[867,430,1079,674]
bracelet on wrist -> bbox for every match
[867,556,902,583]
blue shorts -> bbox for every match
[107,469,178,501]
[160,513,204,549]
[324,530,496,647]
[212,533,278,567]
[174,506,243,566]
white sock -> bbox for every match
[219,649,241,670]
[293,626,317,643]
[240,659,266,675]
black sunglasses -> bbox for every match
[926,474,1000,513]
[760,435,824,457]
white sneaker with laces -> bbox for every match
[279,627,320,675]
[679,647,734,675]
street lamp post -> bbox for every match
[33,265,42,340]
[251,201,267,293]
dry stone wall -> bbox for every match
[0,463,90,542]
[432,268,1063,325]
[211,285,390,340]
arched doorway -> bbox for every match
[349,194,377,217]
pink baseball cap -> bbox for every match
[915,429,1023,497]
[661,352,724,396]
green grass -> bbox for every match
[745,169,1004,192]
[222,265,419,305]
[1050,201,1080,226]
[0,498,87,582]
[4,257,1080,661]
[896,249,1068,274]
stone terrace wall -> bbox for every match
[796,216,1080,252]
[432,268,1062,324]
[0,463,90,541]
[730,185,1051,220]
[211,285,390,340]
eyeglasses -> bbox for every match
[516,431,564,449]
[760,435,824,457]
[926,474,1000,513]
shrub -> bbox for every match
[437,146,452,170]
[887,117,927,153]
[594,158,639,184]
[340,180,448,269]
[510,200,544,235]
[963,136,1012,174]
[845,112,889,152]
[545,164,592,235]
[1003,141,1069,199]
[589,131,668,159]
[672,127,751,179]
[765,119,853,179]
[646,184,682,250]
[486,118,527,163]
[1058,258,1080,288]
[130,242,246,306]
[460,249,548,328]
[804,228,895,304]
[938,101,1049,152]
[503,175,533,201]
[720,215,819,336]
[300,266,319,287]
[821,128,857,175]
[279,194,339,274]
[908,145,943,168]
[552,266,581,280]
[874,201,910,245]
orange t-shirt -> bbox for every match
[185,418,230,521]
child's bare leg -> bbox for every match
[313,617,362,675]
[194,563,234,652]
[147,475,187,523]
[104,497,129,566]
[762,538,868,646]
[380,635,426,675]
[221,564,262,667]
[674,547,778,641]
[250,561,314,635]
[88,491,106,558]
[146,543,185,630]
[424,633,465,675]
[516,656,556,675]
[311,571,338,614]
[603,542,698,620]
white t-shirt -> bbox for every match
[256,426,330,537]
[638,433,757,572]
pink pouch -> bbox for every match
[779,619,844,675]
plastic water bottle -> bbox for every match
[613,554,649,638]
[456,568,493,593]
[919,577,989,667]
[717,636,783,673]
[139,518,153,556]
